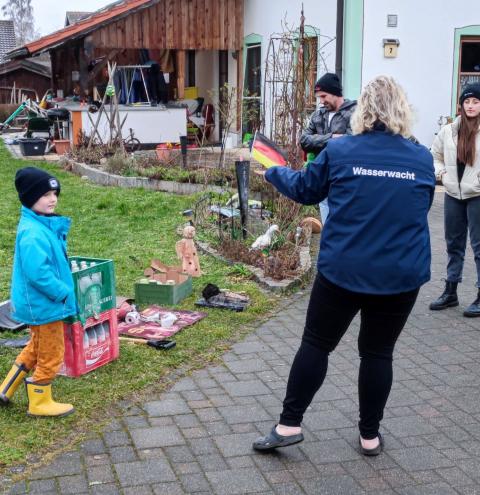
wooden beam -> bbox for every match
[236,47,243,133]
[78,40,89,97]
[88,49,121,81]
[50,49,58,93]
[176,50,185,99]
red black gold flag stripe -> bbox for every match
[251,132,288,168]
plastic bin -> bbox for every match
[67,256,116,324]
[59,309,119,377]
[18,138,47,156]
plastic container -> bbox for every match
[59,309,119,377]
[18,138,47,156]
[67,256,116,324]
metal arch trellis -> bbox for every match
[261,33,299,145]
[260,10,335,167]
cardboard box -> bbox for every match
[135,261,193,305]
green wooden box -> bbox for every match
[135,274,192,306]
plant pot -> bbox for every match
[54,139,71,155]
[156,146,174,162]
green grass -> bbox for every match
[0,145,279,471]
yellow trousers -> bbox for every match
[16,321,65,384]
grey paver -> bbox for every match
[130,425,186,449]
[206,468,270,495]
[217,404,272,424]
[114,459,176,486]
[144,399,191,417]
[299,474,364,495]
[222,380,271,397]
[388,446,453,471]
[300,439,361,463]
[28,478,57,494]
[57,474,89,494]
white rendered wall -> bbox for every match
[361,0,480,145]
[244,0,338,73]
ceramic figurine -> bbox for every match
[251,224,279,250]
[175,225,202,277]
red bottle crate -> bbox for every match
[59,309,120,378]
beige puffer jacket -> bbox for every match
[431,117,480,200]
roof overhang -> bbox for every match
[8,0,156,59]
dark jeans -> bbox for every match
[445,193,480,287]
[279,274,419,439]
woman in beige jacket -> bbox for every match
[430,83,480,316]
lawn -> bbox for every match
[0,145,279,472]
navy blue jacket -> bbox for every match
[265,131,436,294]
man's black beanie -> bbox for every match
[14,167,61,208]
[314,72,343,97]
[460,83,480,106]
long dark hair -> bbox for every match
[458,105,480,166]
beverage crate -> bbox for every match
[67,256,116,324]
[59,309,119,378]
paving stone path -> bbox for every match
[4,191,480,495]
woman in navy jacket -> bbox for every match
[253,76,435,456]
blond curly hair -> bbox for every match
[351,76,414,138]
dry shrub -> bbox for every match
[218,238,300,280]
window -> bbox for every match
[458,37,480,106]
[243,42,262,135]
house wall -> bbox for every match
[360,0,480,145]
[244,0,480,146]
[243,0,337,73]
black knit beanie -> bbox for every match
[314,72,343,97]
[14,167,61,208]
[460,83,480,106]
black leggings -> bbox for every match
[280,273,419,439]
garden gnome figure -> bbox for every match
[176,226,202,277]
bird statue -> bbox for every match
[251,224,280,250]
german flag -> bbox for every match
[251,132,288,168]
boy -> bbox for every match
[0,167,76,417]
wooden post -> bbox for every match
[176,50,185,99]
[50,50,58,95]
[235,160,250,239]
[236,47,243,134]
[78,39,89,98]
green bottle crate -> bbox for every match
[135,275,192,306]
[66,256,116,324]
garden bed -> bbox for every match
[197,239,314,293]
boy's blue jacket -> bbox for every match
[10,206,77,325]
[265,131,436,294]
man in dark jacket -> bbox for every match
[300,73,357,224]
[300,73,357,154]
